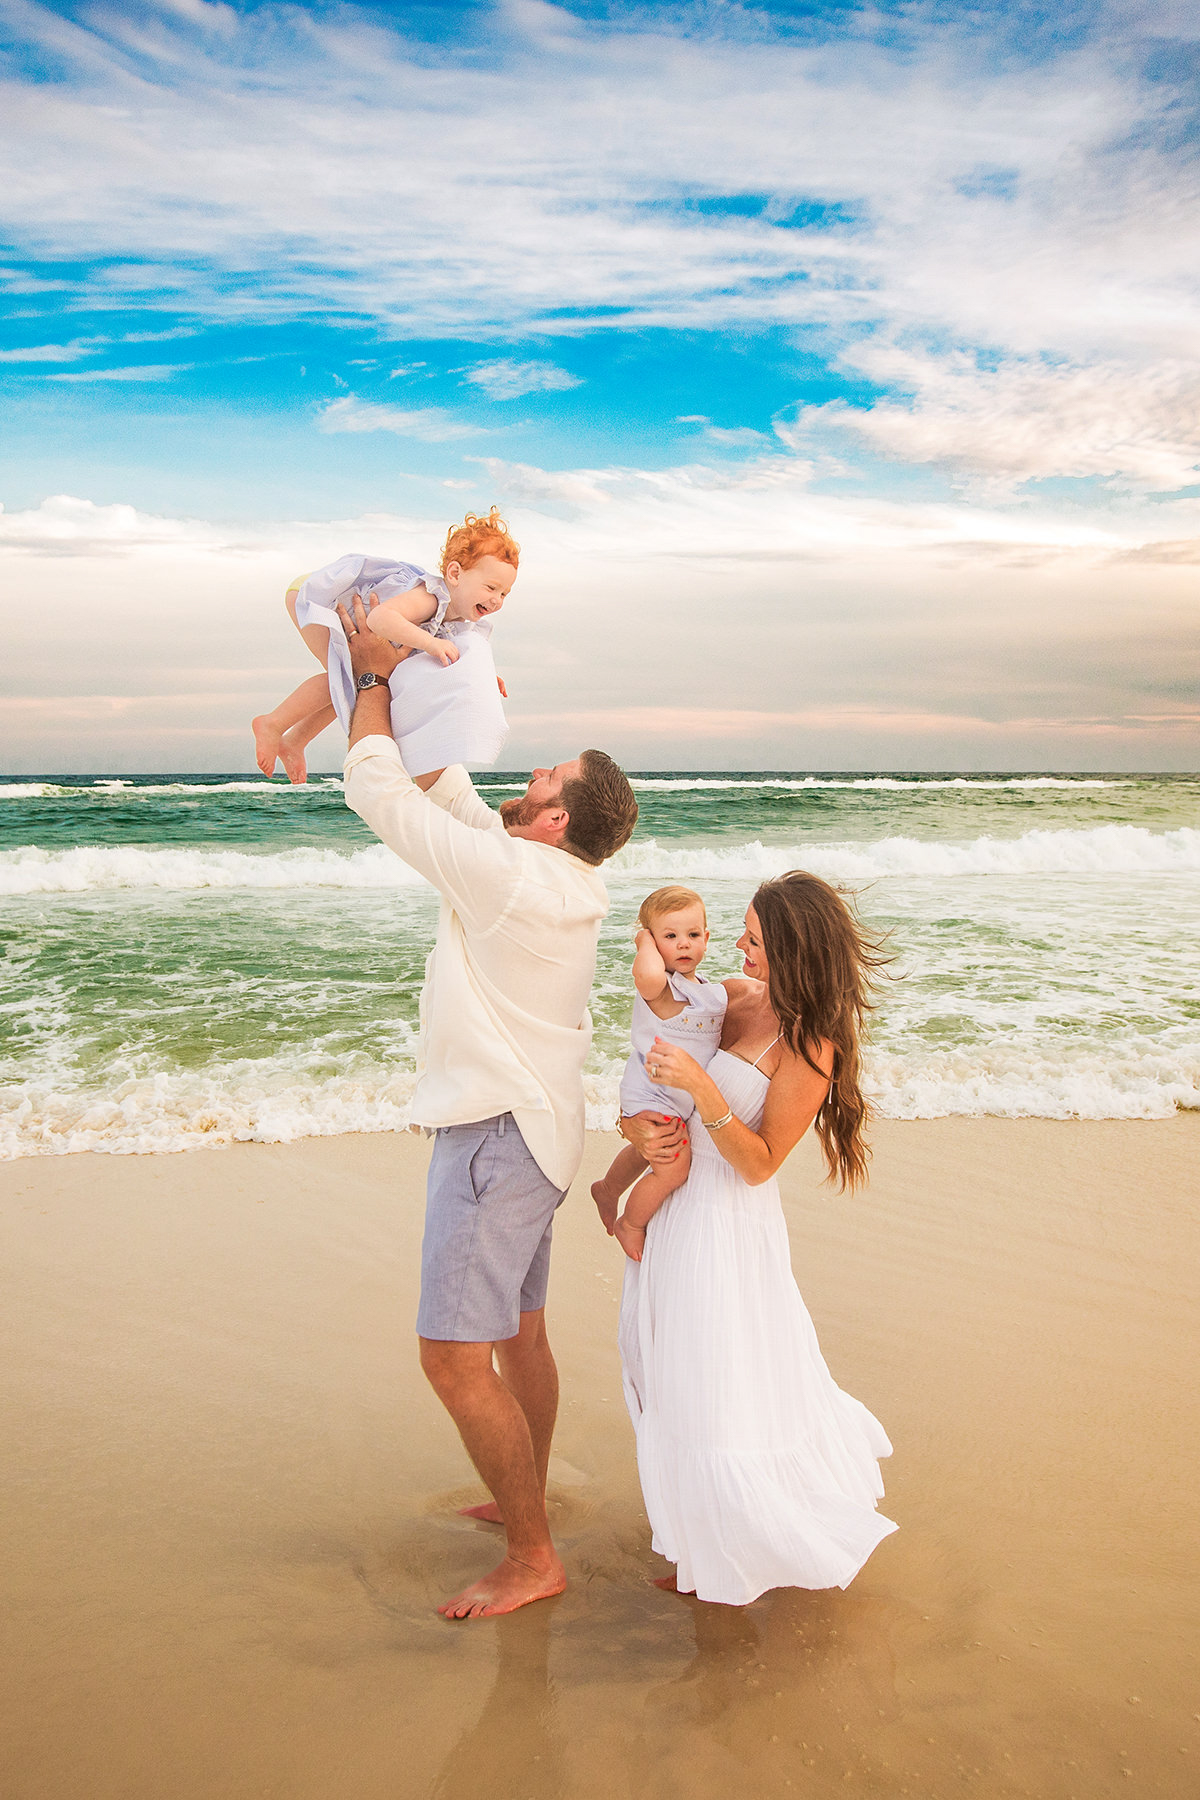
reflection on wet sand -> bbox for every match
[431,1605,566,1800]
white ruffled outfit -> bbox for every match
[619,1047,897,1605]
[292,555,507,778]
[619,971,727,1121]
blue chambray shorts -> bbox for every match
[416,1114,567,1343]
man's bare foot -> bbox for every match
[438,1552,566,1620]
[614,1214,646,1262]
[458,1500,504,1524]
[278,727,308,785]
[251,715,282,778]
[591,1180,619,1234]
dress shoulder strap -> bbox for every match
[750,1033,783,1070]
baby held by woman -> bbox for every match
[251,508,517,786]
[592,886,727,1260]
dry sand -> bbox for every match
[1,1117,1197,1800]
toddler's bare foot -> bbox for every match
[438,1551,566,1620]
[614,1215,647,1262]
[251,715,282,777]
[458,1500,504,1524]
[279,728,308,785]
[591,1179,619,1235]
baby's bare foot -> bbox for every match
[458,1500,504,1525]
[614,1215,646,1262]
[438,1552,566,1620]
[590,1180,618,1235]
[251,715,281,778]
[278,729,308,786]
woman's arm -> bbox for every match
[644,1036,832,1186]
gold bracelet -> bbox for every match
[701,1107,734,1130]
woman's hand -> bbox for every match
[620,1112,686,1166]
[645,1037,705,1099]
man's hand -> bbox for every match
[620,1112,686,1166]
[335,591,407,680]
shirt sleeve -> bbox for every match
[343,736,519,929]
[424,765,505,834]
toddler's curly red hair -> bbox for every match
[439,507,520,574]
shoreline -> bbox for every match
[2,1116,1198,1798]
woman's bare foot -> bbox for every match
[458,1500,504,1524]
[438,1551,566,1620]
[251,715,282,777]
[614,1215,646,1262]
[278,727,308,785]
[653,1573,679,1591]
[590,1180,619,1234]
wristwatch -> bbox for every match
[356,672,388,693]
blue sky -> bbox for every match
[1,0,1198,770]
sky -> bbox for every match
[1,0,1198,772]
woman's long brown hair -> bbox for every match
[751,871,889,1191]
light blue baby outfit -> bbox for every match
[619,971,728,1120]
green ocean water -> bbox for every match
[1,772,1197,1155]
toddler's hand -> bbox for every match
[497,675,508,698]
[427,639,460,667]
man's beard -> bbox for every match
[499,791,548,828]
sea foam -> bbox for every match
[4,824,1198,894]
[3,1037,1195,1159]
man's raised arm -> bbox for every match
[338,596,517,928]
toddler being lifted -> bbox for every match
[592,886,727,1260]
[252,508,517,786]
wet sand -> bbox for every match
[1,1117,1197,1800]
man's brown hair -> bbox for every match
[560,750,638,866]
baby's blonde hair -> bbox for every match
[439,506,520,574]
[638,885,707,929]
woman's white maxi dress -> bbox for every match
[618,1047,897,1605]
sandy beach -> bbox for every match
[1,1116,1197,1800]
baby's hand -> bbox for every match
[497,675,508,698]
[426,638,460,667]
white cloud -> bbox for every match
[784,348,1200,494]
[44,363,191,383]
[0,338,100,362]
[461,359,583,401]
[0,494,222,556]
[317,397,480,441]
[2,0,1195,384]
[704,425,770,448]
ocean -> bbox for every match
[2,771,1197,1157]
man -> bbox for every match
[337,594,638,1620]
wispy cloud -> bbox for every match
[460,359,583,401]
[0,339,100,362]
[43,363,192,383]
[2,0,1193,375]
[317,397,480,441]
[784,349,1200,495]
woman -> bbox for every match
[617,870,897,1606]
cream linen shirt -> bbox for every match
[343,734,609,1190]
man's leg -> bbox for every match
[459,1307,558,1523]
[416,1117,567,1620]
[419,1331,565,1619]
